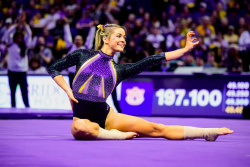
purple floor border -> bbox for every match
[0,117,250,167]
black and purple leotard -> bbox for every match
[48,49,165,128]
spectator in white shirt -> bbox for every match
[238,24,250,72]
[146,27,165,50]
[6,13,31,108]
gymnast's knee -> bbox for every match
[71,119,99,140]
[151,123,165,136]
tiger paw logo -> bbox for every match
[125,87,145,105]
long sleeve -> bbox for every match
[116,52,166,83]
[47,50,81,78]
[5,25,17,45]
[85,26,96,49]
[238,31,250,51]
[64,24,73,48]
[24,24,32,47]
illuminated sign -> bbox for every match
[125,87,145,105]
[151,75,249,118]
[156,89,222,107]
[0,76,71,110]
[120,81,153,116]
[224,81,249,114]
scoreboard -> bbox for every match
[120,73,250,118]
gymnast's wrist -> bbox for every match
[183,47,191,53]
[65,88,72,94]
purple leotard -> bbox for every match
[48,49,165,102]
[48,49,165,127]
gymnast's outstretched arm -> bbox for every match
[117,31,199,82]
[163,31,199,61]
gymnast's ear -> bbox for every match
[102,36,109,44]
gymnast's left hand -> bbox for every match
[184,31,199,52]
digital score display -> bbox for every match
[224,82,249,114]
[120,74,249,118]
[156,89,222,107]
[150,75,250,118]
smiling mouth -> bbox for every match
[118,44,125,48]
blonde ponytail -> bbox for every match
[95,24,123,50]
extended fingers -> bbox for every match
[191,38,197,42]
[69,95,78,103]
[72,97,79,103]
[187,31,195,40]
[193,41,199,45]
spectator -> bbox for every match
[223,25,239,45]
[143,12,153,30]
[222,45,242,73]
[146,27,165,51]
[125,13,136,29]
[237,17,247,36]
[166,27,183,51]
[76,11,94,41]
[180,5,193,20]
[131,18,143,37]
[168,5,178,23]
[219,17,229,35]
[216,1,227,19]
[191,36,208,60]
[44,28,54,46]
[51,17,72,59]
[29,36,53,69]
[44,5,62,30]
[238,24,250,72]
[193,2,209,24]
[25,0,39,21]
[204,51,218,67]
[183,53,195,66]
[160,61,171,72]
[195,56,205,67]
[6,12,31,108]
[159,11,175,34]
[136,7,145,20]
[227,8,239,29]
[28,56,47,73]
[210,10,221,33]
[0,18,13,42]
[29,11,46,29]
[196,16,215,37]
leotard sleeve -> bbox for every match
[47,49,84,78]
[116,52,166,83]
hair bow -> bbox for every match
[97,24,105,31]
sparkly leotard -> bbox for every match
[48,49,165,127]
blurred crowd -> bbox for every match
[0,0,250,73]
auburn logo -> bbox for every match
[125,87,145,105]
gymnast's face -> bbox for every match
[106,28,126,53]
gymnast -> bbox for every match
[48,24,233,141]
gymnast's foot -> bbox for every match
[109,129,137,140]
[125,132,138,139]
[205,127,234,141]
[184,127,234,141]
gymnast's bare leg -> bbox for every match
[105,107,233,141]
